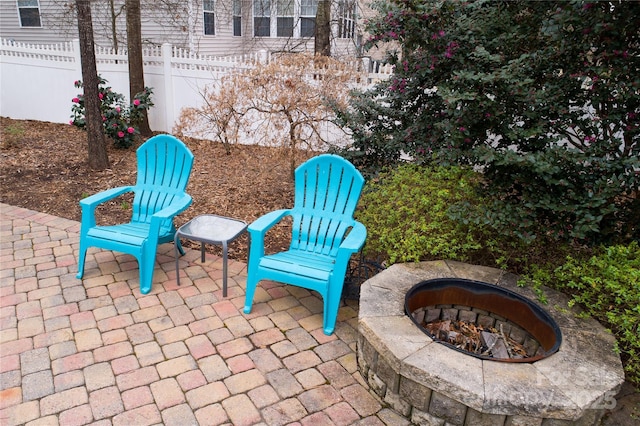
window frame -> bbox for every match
[299,0,316,38]
[337,0,356,39]
[253,0,271,37]
[17,0,42,28]
[204,0,216,36]
[233,0,242,36]
[276,0,294,38]
[253,0,322,38]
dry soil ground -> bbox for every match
[0,117,312,262]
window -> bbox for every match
[17,0,41,27]
[300,0,316,37]
[277,0,294,37]
[204,0,215,35]
[337,0,355,39]
[252,0,322,38]
[254,0,270,36]
[233,0,242,36]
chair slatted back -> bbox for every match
[291,154,364,257]
[132,135,194,230]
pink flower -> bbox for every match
[102,116,106,122]
[69,120,74,125]
[127,127,135,134]
[115,107,121,113]
[459,127,466,132]
[72,97,80,103]
[118,131,125,138]
[133,99,141,106]
[445,41,459,59]
[98,93,104,100]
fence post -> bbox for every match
[258,49,268,64]
[361,56,371,73]
[72,39,82,79]
[162,43,173,132]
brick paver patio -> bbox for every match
[0,203,408,426]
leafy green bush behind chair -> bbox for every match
[356,164,639,387]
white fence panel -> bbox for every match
[0,38,393,136]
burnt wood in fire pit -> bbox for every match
[405,278,562,362]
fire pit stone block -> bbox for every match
[357,260,626,426]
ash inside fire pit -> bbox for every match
[405,278,561,362]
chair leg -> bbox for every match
[138,254,156,295]
[243,274,259,314]
[76,242,87,279]
[322,285,343,335]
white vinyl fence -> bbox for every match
[0,38,393,135]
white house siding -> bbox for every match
[0,0,370,58]
[0,0,77,44]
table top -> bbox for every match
[177,214,247,243]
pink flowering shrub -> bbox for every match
[70,76,153,148]
[338,0,639,245]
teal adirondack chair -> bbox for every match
[76,134,194,294]
[243,154,366,335]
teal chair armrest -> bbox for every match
[80,186,134,209]
[247,209,291,260]
[339,221,367,253]
[248,209,291,239]
[148,194,193,241]
[150,194,193,221]
[79,186,134,228]
[333,221,367,281]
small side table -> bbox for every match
[174,214,247,297]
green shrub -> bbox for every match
[338,1,639,245]
[356,162,577,273]
[527,242,640,386]
[356,164,487,264]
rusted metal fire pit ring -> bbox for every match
[405,278,562,362]
[357,260,625,425]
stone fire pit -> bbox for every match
[357,260,625,425]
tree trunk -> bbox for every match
[126,0,152,136]
[109,0,119,51]
[76,0,110,170]
[315,0,331,56]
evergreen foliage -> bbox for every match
[526,242,640,386]
[336,0,639,244]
